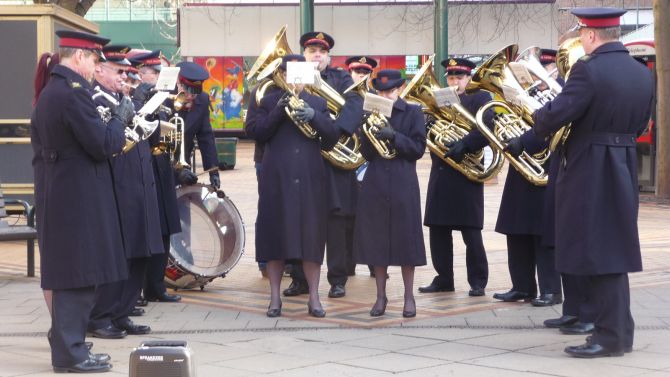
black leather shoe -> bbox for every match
[531,293,563,307]
[113,318,151,335]
[307,304,326,318]
[402,298,416,318]
[328,284,346,298]
[129,307,145,317]
[267,303,282,318]
[544,315,578,328]
[283,280,309,297]
[560,322,594,335]
[493,290,533,302]
[89,352,111,364]
[469,287,485,296]
[88,325,127,339]
[369,297,388,317]
[418,281,454,293]
[136,298,148,307]
[53,358,112,373]
[146,292,181,302]
[565,343,624,358]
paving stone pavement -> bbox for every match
[1,140,669,376]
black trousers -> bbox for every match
[144,235,170,300]
[326,215,355,286]
[588,273,634,350]
[89,257,148,330]
[51,287,95,367]
[561,273,595,322]
[428,225,488,289]
[506,235,561,296]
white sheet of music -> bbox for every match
[155,67,180,92]
[433,86,461,107]
[286,62,317,85]
[507,62,535,89]
[138,91,170,116]
[363,93,394,118]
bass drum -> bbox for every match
[165,183,245,290]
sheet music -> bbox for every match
[433,86,461,107]
[138,91,170,116]
[507,62,535,89]
[155,67,180,92]
[363,93,394,118]
[286,62,317,85]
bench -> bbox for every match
[0,182,37,277]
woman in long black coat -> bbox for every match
[353,70,427,318]
[245,55,338,318]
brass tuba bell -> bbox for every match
[466,44,549,186]
[247,25,292,81]
[400,55,503,183]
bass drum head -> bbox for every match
[165,183,245,289]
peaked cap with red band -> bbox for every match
[539,49,557,65]
[176,61,209,95]
[102,45,131,66]
[571,7,627,29]
[300,31,335,51]
[130,50,163,72]
[345,56,378,72]
[55,30,110,61]
[441,58,476,76]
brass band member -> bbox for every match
[419,58,492,297]
[353,70,427,317]
[245,55,339,317]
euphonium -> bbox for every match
[361,108,396,159]
[246,25,292,81]
[466,44,549,186]
[400,55,503,183]
[515,46,563,105]
[548,37,585,151]
[255,58,317,139]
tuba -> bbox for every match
[400,55,503,183]
[466,45,549,186]
[548,37,585,151]
[246,25,291,81]
[256,58,318,139]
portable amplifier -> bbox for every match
[129,340,196,377]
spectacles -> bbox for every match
[102,65,127,75]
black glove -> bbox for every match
[111,96,135,126]
[176,168,198,186]
[443,140,467,163]
[293,106,315,123]
[425,114,437,129]
[375,127,396,141]
[504,137,524,157]
[133,82,155,105]
[210,173,221,189]
[276,93,292,109]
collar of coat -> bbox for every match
[393,97,407,111]
[52,64,92,90]
[592,41,628,56]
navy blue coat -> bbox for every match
[353,98,427,266]
[531,42,654,275]
[320,66,364,216]
[495,131,548,236]
[424,90,492,229]
[93,84,164,259]
[31,65,128,289]
[179,92,220,178]
[245,86,338,263]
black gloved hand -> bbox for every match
[210,173,221,189]
[374,127,396,141]
[443,140,468,163]
[176,168,198,186]
[276,93,292,109]
[504,137,524,157]
[425,114,437,129]
[133,82,155,105]
[111,96,135,126]
[293,106,315,123]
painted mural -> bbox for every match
[194,57,245,131]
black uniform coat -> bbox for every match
[93,85,164,259]
[321,66,364,216]
[353,98,427,266]
[245,86,338,263]
[31,65,128,290]
[180,92,220,174]
[530,42,654,275]
[424,90,492,229]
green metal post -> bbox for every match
[300,0,314,49]
[434,0,448,86]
